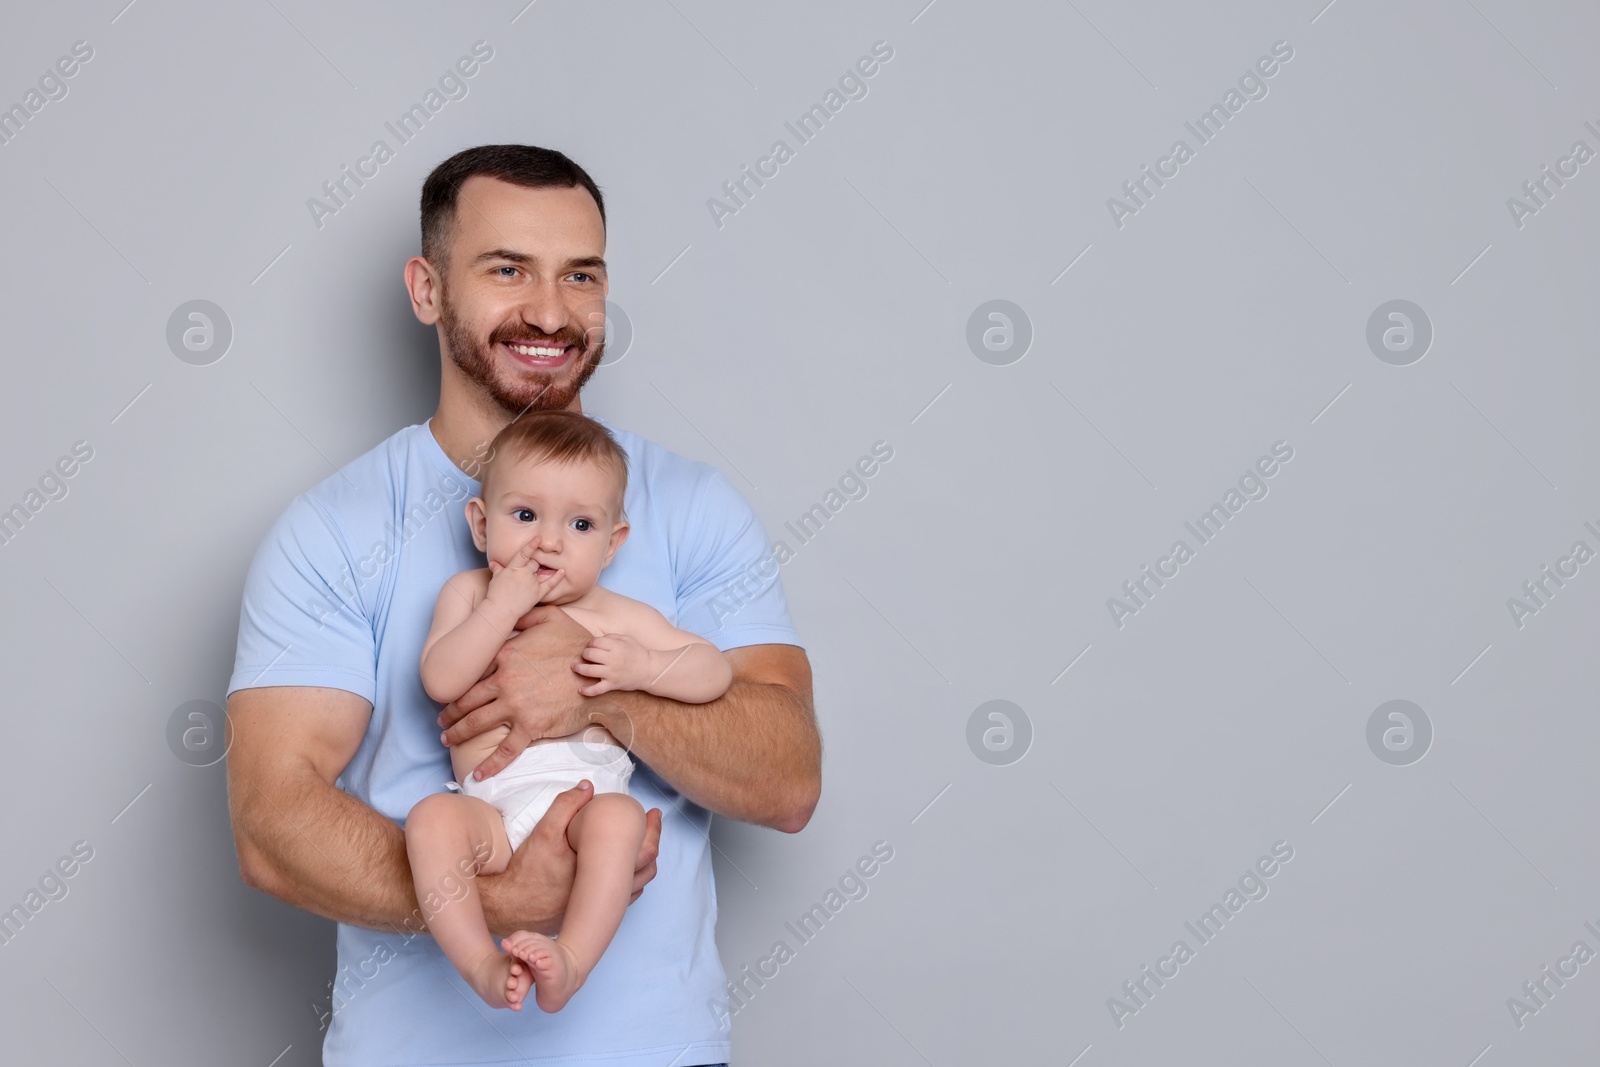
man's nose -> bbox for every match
[517,278,569,337]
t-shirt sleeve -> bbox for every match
[673,465,805,653]
[226,493,377,704]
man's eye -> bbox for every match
[570,272,595,283]
[514,508,535,522]
[572,518,592,532]
[496,266,519,277]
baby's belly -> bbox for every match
[447,725,613,784]
[448,725,511,784]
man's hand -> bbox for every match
[437,605,598,780]
[477,781,663,939]
[574,633,654,697]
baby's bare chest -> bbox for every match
[555,603,621,639]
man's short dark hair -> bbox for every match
[419,144,606,268]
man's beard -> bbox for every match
[438,285,605,416]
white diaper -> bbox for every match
[453,732,635,851]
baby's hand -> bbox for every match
[485,538,563,614]
[574,633,655,696]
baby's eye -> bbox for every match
[514,508,535,522]
[572,518,593,532]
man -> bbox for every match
[226,144,821,1066]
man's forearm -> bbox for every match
[234,763,431,935]
[591,677,820,831]
[233,765,558,938]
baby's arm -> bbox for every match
[420,542,563,704]
[419,572,511,704]
[576,601,732,704]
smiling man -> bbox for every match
[225,144,821,1066]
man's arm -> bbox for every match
[438,612,821,833]
[593,643,820,833]
[226,684,662,938]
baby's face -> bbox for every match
[467,456,628,604]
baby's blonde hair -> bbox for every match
[479,410,628,513]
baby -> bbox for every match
[407,409,733,1012]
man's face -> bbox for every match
[466,456,628,605]
[433,177,609,415]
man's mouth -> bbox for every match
[501,340,575,367]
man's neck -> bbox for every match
[428,374,584,474]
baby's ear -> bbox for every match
[604,519,630,562]
[464,498,489,552]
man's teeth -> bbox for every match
[509,343,565,357]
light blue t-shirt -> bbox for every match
[227,413,802,1067]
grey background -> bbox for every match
[1,0,1596,1064]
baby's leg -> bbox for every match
[503,792,646,1013]
[404,792,532,1010]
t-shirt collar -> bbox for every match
[420,409,613,490]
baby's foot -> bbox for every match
[503,931,584,1013]
[466,950,533,1011]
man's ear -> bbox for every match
[602,518,630,567]
[404,255,442,325]
[465,498,489,553]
